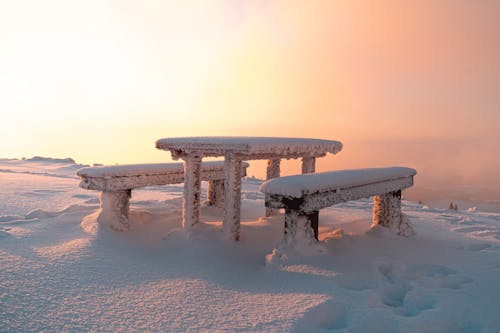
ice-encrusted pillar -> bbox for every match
[301,156,316,174]
[283,208,319,246]
[98,190,131,231]
[182,154,202,229]
[372,190,414,236]
[265,158,281,217]
[223,153,242,240]
[206,179,224,208]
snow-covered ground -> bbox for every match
[1,157,499,332]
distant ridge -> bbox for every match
[28,156,76,164]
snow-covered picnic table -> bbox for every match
[155,136,343,240]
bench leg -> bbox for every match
[183,154,202,229]
[223,154,242,240]
[372,190,415,236]
[98,190,131,231]
[265,158,281,217]
[309,211,319,240]
[301,156,316,174]
[283,208,319,246]
[206,179,224,208]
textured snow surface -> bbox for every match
[77,161,227,177]
[260,167,417,197]
[156,136,343,156]
[1,158,500,332]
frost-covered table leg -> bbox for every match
[206,179,224,208]
[223,153,242,240]
[372,190,415,236]
[98,190,131,231]
[265,158,281,217]
[301,156,316,174]
[182,154,202,229]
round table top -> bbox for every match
[156,136,343,158]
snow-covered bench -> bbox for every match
[77,161,249,231]
[260,167,416,247]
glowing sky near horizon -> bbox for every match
[1,1,499,187]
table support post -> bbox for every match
[265,158,281,217]
[182,154,202,229]
[301,156,316,174]
[206,179,224,208]
[223,153,242,240]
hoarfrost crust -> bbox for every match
[260,167,416,198]
[372,192,415,237]
[182,155,202,229]
[265,159,281,217]
[156,136,343,159]
[155,136,342,241]
[283,211,319,247]
[301,156,316,174]
[97,190,131,231]
[78,161,248,231]
[265,177,414,213]
[77,161,241,191]
[262,167,416,254]
[206,180,224,208]
[223,155,242,240]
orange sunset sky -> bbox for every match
[1,1,499,202]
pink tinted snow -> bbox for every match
[260,167,417,197]
[3,158,500,332]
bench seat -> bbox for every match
[260,167,416,248]
[77,161,248,231]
